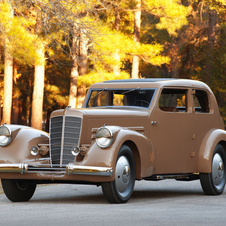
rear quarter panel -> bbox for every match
[198,129,226,172]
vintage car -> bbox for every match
[0,78,226,203]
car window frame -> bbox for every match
[84,88,157,109]
[158,87,189,113]
[192,89,211,114]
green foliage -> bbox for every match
[0,2,39,65]
[88,0,188,73]
[44,84,69,108]
[3,0,226,127]
[78,71,130,87]
[90,24,170,72]
[144,0,189,35]
[159,0,226,124]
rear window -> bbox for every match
[193,89,209,113]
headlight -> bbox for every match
[30,146,39,156]
[0,125,12,147]
[96,126,113,148]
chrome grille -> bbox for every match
[50,116,63,165]
[50,116,82,165]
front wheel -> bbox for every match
[200,144,226,195]
[102,145,136,203]
[1,179,36,202]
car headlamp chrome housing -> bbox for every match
[0,125,12,147]
[96,126,113,148]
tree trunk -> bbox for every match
[2,0,13,125]
[205,9,217,86]
[113,12,121,75]
[30,10,45,130]
[131,0,141,79]
[113,51,120,75]
[19,90,28,125]
[2,51,13,124]
[11,97,19,124]
[79,29,88,76]
[68,30,79,108]
[11,66,20,124]
[75,29,89,108]
[31,45,45,130]
[0,95,1,124]
[77,85,86,108]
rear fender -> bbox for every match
[198,129,226,173]
[0,125,49,164]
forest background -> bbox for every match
[0,0,226,132]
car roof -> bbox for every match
[89,78,211,91]
[103,78,177,83]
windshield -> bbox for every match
[86,88,156,108]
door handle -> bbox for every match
[151,121,159,125]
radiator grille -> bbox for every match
[50,116,82,165]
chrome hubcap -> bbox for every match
[115,156,131,193]
[212,153,224,187]
[122,165,130,183]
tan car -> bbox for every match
[0,78,226,203]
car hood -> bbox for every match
[51,107,149,118]
[50,107,149,144]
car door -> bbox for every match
[150,88,196,174]
[191,89,222,156]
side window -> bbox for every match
[193,90,209,113]
[159,89,187,112]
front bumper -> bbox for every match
[0,163,113,177]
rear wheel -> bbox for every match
[1,179,36,202]
[200,144,226,195]
[102,145,136,203]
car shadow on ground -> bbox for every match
[24,183,205,204]
[0,179,209,204]
[131,189,204,202]
[29,192,204,205]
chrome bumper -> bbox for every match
[0,163,28,174]
[0,163,113,177]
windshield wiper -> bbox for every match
[91,88,107,99]
[122,87,140,95]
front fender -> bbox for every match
[81,126,154,179]
[198,129,226,173]
[0,125,49,164]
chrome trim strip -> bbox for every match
[0,163,28,174]
[92,126,145,133]
[0,163,113,177]
[66,164,113,176]
[76,117,83,154]
[125,126,145,131]
[24,158,50,162]
[37,144,49,147]
[49,115,55,165]
[60,115,66,166]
